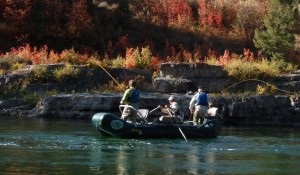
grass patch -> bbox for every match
[222,58,298,80]
[0,54,31,74]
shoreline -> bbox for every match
[1,92,299,127]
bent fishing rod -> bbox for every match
[92,59,125,91]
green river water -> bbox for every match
[0,117,299,175]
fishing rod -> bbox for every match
[209,78,294,110]
[92,59,125,91]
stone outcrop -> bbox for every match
[30,93,300,126]
[225,95,300,125]
[153,63,232,93]
[154,62,300,93]
[32,93,170,118]
[0,64,153,95]
[1,63,300,126]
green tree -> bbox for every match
[253,0,297,59]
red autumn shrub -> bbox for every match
[243,48,254,62]
[66,0,93,38]
[167,0,193,27]
[198,0,224,30]
[219,50,231,65]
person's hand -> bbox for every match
[190,109,194,114]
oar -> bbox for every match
[166,108,187,142]
[149,106,160,113]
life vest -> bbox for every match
[196,92,208,106]
[130,88,139,103]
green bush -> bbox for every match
[112,55,125,68]
[224,59,260,80]
[29,65,50,83]
[224,58,298,80]
[22,92,41,108]
[0,55,31,71]
[53,64,80,82]
[135,46,154,69]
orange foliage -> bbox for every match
[146,0,168,26]
[183,49,193,63]
[124,48,136,69]
[59,49,89,65]
[49,50,60,63]
[10,44,51,64]
[167,0,193,27]
[243,48,254,62]
[151,56,161,71]
[219,50,230,65]
[8,44,92,65]
[146,0,193,28]
[198,0,223,30]
[207,48,218,59]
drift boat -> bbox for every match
[92,106,222,139]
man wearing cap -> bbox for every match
[158,96,181,122]
[189,86,212,125]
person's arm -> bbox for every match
[207,94,212,107]
[120,89,131,104]
[189,94,197,110]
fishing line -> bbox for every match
[219,78,294,96]
[208,78,295,119]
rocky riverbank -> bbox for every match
[1,63,300,126]
[1,92,299,126]
[29,93,300,126]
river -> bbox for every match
[0,117,299,175]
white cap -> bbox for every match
[168,96,174,101]
[198,86,204,92]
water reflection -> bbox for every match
[1,118,300,174]
[87,128,300,174]
[88,138,222,174]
